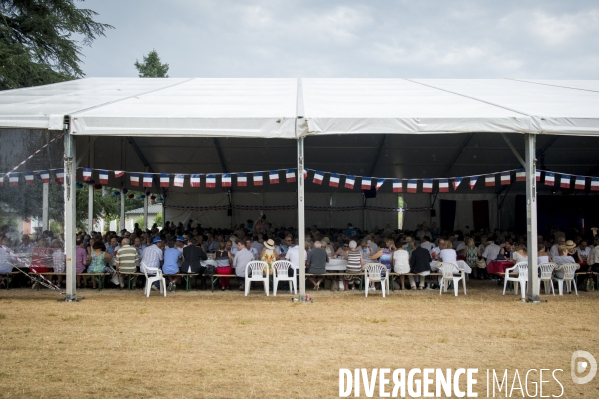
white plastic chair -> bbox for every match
[140,261,166,297]
[245,261,269,296]
[272,260,296,296]
[538,262,556,295]
[552,263,579,295]
[364,263,388,297]
[438,262,466,296]
[503,261,527,299]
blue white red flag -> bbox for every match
[591,177,599,191]
[485,175,495,187]
[269,170,279,184]
[329,173,339,187]
[9,174,19,186]
[345,175,355,189]
[237,173,247,186]
[143,174,153,187]
[114,170,124,178]
[222,173,232,187]
[469,176,478,190]
[82,168,92,181]
[286,169,296,183]
[55,169,64,184]
[313,171,324,185]
[439,179,449,192]
[190,174,201,187]
[130,173,139,186]
[407,179,417,193]
[40,170,50,183]
[516,168,525,182]
[99,170,109,184]
[500,172,510,185]
[423,179,433,193]
[206,174,216,188]
[376,179,385,191]
[393,179,402,193]
[361,177,371,190]
[160,173,170,187]
[559,174,570,189]
[453,177,462,190]
[544,172,555,186]
[174,174,184,187]
[574,176,585,190]
[25,172,34,185]
[253,173,263,186]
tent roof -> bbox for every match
[1,78,599,137]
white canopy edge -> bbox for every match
[1,78,599,137]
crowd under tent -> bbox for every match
[1,77,599,303]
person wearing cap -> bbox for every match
[140,237,164,288]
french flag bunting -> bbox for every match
[329,173,339,187]
[160,173,170,187]
[253,172,263,186]
[453,177,462,190]
[55,169,64,184]
[392,179,402,193]
[376,179,385,191]
[222,173,232,187]
[9,174,19,186]
[237,173,247,186]
[559,174,571,189]
[313,171,324,185]
[269,170,279,184]
[114,170,125,178]
[361,177,372,190]
[422,179,433,193]
[574,176,585,190]
[190,174,201,187]
[40,170,50,183]
[345,175,355,189]
[485,174,495,187]
[500,172,510,185]
[0,176,3,187]
[174,174,185,187]
[536,170,541,181]
[24,172,34,185]
[303,169,308,179]
[544,172,555,186]
[439,179,449,193]
[407,179,417,193]
[142,173,153,187]
[286,169,296,183]
[82,168,92,181]
[206,174,216,188]
[516,168,526,182]
[99,170,109,184]
[469,176,478,190]
[130,173,139,186]
[591,177,599,191]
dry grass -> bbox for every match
[0,281,598,398]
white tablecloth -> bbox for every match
[326,258,347,271]
[430,260,471,274]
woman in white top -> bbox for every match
[537,243,551,264]
[392,242,410,290]
[511,243,528,265]
[439,241,459,273]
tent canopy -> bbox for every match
[1,78,599,136]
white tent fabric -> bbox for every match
[2,78,599,136]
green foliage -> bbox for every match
[75,187,143,231]
[0,0,113,90]
[154,211,162,227]
[134,49,169,78]
[134,215,144,229]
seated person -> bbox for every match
[553,245,579,279]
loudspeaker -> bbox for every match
[227,208,232,216]
[363,187,376,198]
[430,210,436,217]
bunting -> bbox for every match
[55,169,64,184]
[439,179,449,193]
[592,177,599,191]
[422,179,433,193]
[536,170,541,181]
[174,174,185,187]
[82,168,92,181]
[544,172,555,186]
[407,179,417,193]
[160,173,170,187]
[253,172,263,186]
[222,173,232,187]
[361,177,372,190]
[206,174,216,188]
[313,171,324,185]
[376,179,385,191]
[329,173,339,187]
[485,175,495,187]
[190,174,201,187]
[99,170,109,184]
[574,176,585,190]
[560,174,571,189]
[130,173,139,186]
[516,169,525,182]
[286,169,296,183]
[142,174,153,187]
[269,170,279,184]
[345,175,355,189]
[40,170,50,183]
[500,172,510,185]
[24,172,34,185]
[453,178,462,190]
[114,170,125,178]
[392,179,402,193]
[469,176,478,190]
[9,175,18,186]
[237,173,247,186]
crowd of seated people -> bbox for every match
[1,219,598,293]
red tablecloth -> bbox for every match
[486,260,514,274]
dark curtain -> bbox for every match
[440,199,456,233]
[472,200,490,231]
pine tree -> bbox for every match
[134,49,169,78]
[0,0,113,90]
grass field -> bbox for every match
[0,280,598,398]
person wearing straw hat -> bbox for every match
[565,240,582,264]
[259,239,277,270]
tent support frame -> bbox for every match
[64,125,77,301]
[297,136,306,302]
[524,133,540,302]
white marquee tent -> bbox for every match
[2,78,599,302]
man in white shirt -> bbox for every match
[233,241,254,290]
[420,237,434,253]
[246,239,259,259]
[285,239,307,273]
[250,236,264,254]
[431,238,445,260]
[482,239,501,265]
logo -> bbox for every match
[571,351,597,385]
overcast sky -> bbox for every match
[80,0,599,79]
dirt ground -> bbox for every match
[0,280,598,398]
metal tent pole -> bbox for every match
[64,129,77,301]
[143,195,149,231]
[87,139,94,233]
[120,191,125,231]
[297,137,306,302]
[524,133,540,302]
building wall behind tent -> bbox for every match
[163,191,517,233]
